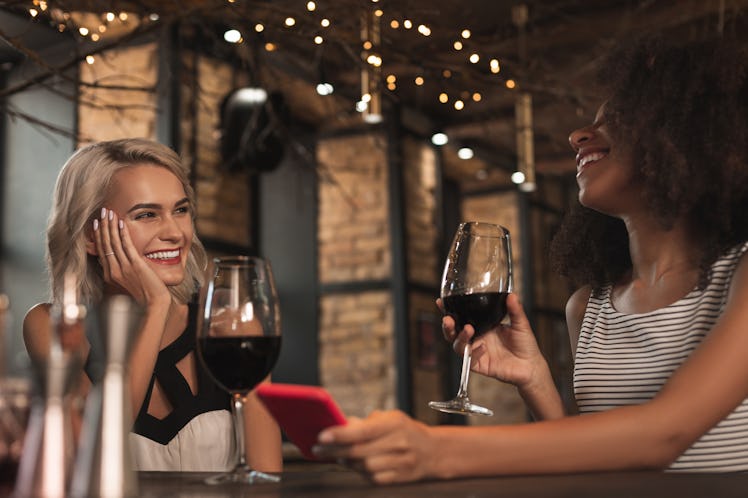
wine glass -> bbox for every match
[429,222,513,416]
[197,256,282,484]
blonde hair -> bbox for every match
[47,138,207,305]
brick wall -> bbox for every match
[78,42,158,143]
[185,53,253,248]
[316,133,396,416]
[461,192,528,425]
[401,138,449,425]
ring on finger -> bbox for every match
[104,252,115,256]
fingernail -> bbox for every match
[101,208,106,219]
[108,210,113,220]
[119,219,124,229]
[318,430,334,444]
[93,219,98,231]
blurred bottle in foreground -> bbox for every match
[13,274,85,497]
[0,294,31,485]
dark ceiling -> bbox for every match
[2,0,748,188]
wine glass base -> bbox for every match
[204,467,281,485]
[429,399,494,417]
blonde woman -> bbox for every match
[23,138,282,472]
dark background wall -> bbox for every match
[0,12,76,375]
[258,136,318,385]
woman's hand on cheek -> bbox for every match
[94,208,171,308]
[313,410,437,485]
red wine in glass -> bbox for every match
[197,256,282,485]
[430,222,513,416]
[442,291,509,338]
[198,336,282,393]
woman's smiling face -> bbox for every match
[106,164,194,287]
[569,104,641,217]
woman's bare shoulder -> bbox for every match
[565,286,592,356]
[23,303,53,359]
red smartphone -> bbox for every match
[256,383,347,460]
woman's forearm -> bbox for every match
[430,402,677,479]
[517,360,566,420]
[127,302,170,418]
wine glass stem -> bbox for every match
[456,342,472,399]
[232,393,247,468]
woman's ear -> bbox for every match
[85,221,97,256]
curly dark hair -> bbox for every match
[550,35,748,291]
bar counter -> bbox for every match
[134,463,746,498]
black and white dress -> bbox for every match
[88,300,235,471]
[574,242,748,471]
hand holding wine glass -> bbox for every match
[442,292,544,389]
[197,256,282,484]
[429,222,512,416]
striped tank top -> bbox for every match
[574,241,748,471]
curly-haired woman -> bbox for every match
[313,36,748,482]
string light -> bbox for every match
[224,29,242,43]
[316,82,334,95]
[431,133,448,146]
[39,3,509,121]
[366,54,382,66]
[457,147,474,159]
[85,55,95,64]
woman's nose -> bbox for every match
[158,216,182,240]
[568,126,593,151]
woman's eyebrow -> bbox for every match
[127,202,162,214]
[126,197,188,214]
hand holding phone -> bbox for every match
[256,383,347,460]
